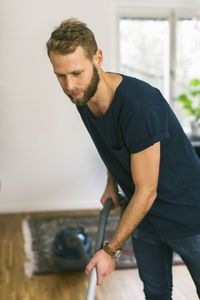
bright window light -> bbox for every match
[119,18,169,94]
[176,19,200,96]
[119,17,200,101]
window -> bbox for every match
[176,19,200,96]
[119,14,200,104]
[120,18,169,95]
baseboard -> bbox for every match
[0,200,101,214]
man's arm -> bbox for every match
[108,141,160,250]
[85,141,160,285]
[100,170,119,208]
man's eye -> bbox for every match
[57,74,65,78]
[73,72,81,76]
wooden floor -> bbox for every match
[0,211,198,300]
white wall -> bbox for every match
[0,0,113,213]
[1,0,200,213]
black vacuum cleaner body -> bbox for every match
[52,226,92,270]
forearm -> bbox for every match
[109,188,157,250]
[105,170,118,197]
[106,170,116,187]
[100,170,119,207]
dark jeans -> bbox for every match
[131,228,200,300]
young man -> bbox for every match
[46,19,200,299]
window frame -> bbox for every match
[113,5,200,104]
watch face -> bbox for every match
[114,250,121,260]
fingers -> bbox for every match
[85,251,114,287]
[100,185,118,207]
[85,258,104,286]
[85,261,102,286]
[100,196,106,206]
[97,272,104,286]
[100,195,119,208]
[85,259,95,274]
[112,197,120,208]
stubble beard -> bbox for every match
[64,66,100,106]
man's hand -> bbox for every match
[100,185,119,208]
[85,249,115,285]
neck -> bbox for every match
[87,70,122,117]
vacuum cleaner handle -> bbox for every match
[86,197,114,300]
[86,267,97,300]
[86,196,128,300]
[94,197,114,252]
[94,195,127,253]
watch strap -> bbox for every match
[103,242,121,260]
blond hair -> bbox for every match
[46,18,98,60]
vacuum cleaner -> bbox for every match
[53,226,92,270]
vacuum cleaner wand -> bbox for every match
[86,197,114,300]
[94,198,114,252]
[86,195,130,300]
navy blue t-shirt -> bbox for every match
[77,74,200,238]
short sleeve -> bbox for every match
[124,98,170,154]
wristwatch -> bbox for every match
[103,242,122,261]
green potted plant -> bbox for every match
[176,78,200,136]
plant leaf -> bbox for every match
[189,79,200,87]
[186,108,193,115]
[176,94,188,101]
[194,107,200,116]
[190,90,200,96]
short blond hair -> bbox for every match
[46,18,98,60]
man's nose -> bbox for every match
[64,78,76,91]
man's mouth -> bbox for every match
[71,91,82,97]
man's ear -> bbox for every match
[93,49,103,67]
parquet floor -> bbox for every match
[0,211,198,300]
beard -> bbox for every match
[63,66,100,106]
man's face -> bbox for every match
[50,46,100,106]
